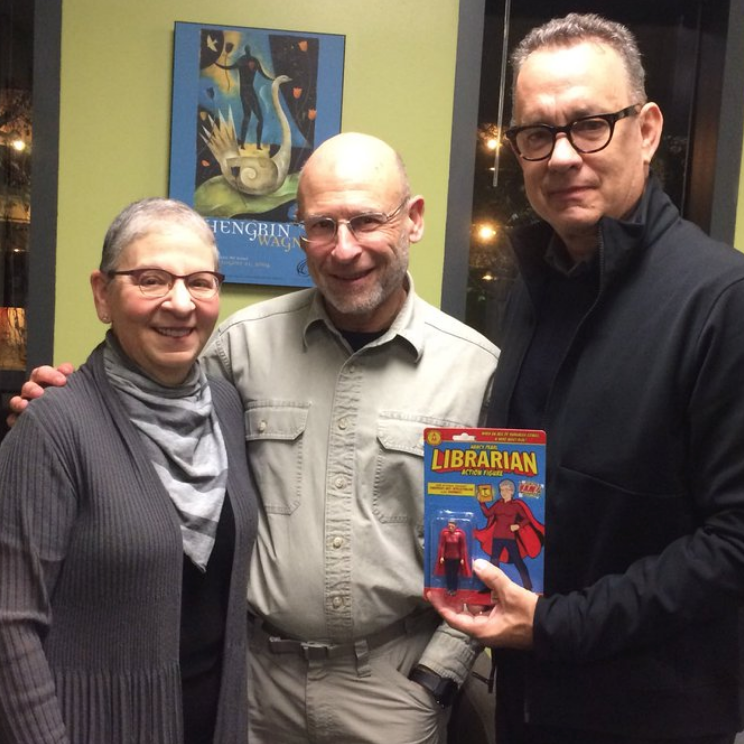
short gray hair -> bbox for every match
[511,13,647,105]
[100,198,218,273]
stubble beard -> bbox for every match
[312,241,409,321]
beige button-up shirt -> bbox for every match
[202,277,499,682]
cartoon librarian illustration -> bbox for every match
[473,479,544,591]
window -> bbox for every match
[443,0,743,345]
[0,0,32,373]
[0,0,60,440]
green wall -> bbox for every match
[51,1,744,366]
[54,0,461,365]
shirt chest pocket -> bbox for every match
[245,403,309,515]
[372,415,428,525]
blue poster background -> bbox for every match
[169,22,345,286]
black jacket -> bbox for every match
[488,177,744,737]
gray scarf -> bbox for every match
[103,333,228,571]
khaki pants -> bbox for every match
[247,614,449,744]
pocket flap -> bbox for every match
[376,415,427,456]
[245,403,309,441]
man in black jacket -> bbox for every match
[431,12,744,744]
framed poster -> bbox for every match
[169,22,345,286]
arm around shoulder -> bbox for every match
[6,363,75,427]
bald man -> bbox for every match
[10,133,499,742]
[201,133,499,742]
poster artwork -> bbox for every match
[169,22,345,286]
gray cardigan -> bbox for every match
[0,344,256,743]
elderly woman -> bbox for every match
[0,198,256,744]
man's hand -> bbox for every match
[428,559,538,649]
[6,363,75,427]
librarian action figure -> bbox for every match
[435,520,471,595]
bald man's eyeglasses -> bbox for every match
[504,104,642,161]
[298,198,409,247]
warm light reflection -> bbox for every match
[482,271,495,281]
[11,138,26,152]
[478,123,503,153]
[476,224,497,241]
[0,307,27,370]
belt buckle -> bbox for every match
[267,635,332,660]
[301,641,330,661]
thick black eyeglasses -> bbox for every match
[504,104,642,161]
[108,268,225,299]
[298,197,409,247]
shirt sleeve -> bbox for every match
[417,622,482,685]
[0,412,77,743]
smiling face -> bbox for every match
[512,41,662,260]
[91,222,220,385]
[297,133,425,332]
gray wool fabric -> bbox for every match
[0,342,257,744]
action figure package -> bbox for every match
[423,427,546,606]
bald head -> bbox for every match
[297,133,409,215]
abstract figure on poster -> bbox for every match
[201,75,292,197]
[213,43,273,150]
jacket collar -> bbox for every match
[509,174,678,297]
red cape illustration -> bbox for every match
[473,499,545,562]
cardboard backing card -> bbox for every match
[424,427,546,607]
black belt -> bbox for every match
[248,613,426,662]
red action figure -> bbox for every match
[435,520,472,595]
